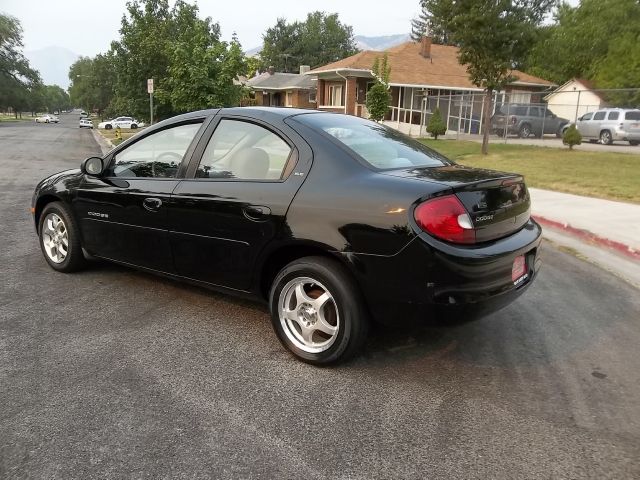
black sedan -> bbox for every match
[32,107,542,364]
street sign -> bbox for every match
[147,78,154,94]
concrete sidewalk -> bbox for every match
[529,188,640,259]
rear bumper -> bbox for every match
[348,219,543,326]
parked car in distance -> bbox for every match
[491,104,570,138]
[576,108,640,145]
[79,118,94,129]
[32,108,542,364]
[98,116,143,130]
[34,114,59,124]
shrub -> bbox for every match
[563,124,582,150]
[427,108,447,139]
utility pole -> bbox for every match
[147,78,154,124]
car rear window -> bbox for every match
[625,111,640,120]
[293,113,452,170]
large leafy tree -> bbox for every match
[0,13,41,115]
[526,0,640,85]
[260,12,358,71]
[107,0,245,120]
[410,0,451,44]
[594,32,640,107]
[424,0,554,154]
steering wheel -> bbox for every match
[153,151,183,177]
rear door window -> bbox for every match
[514,106,528,116]
[608,112,619,120]
[529,107,540,117]
[593,111,606,120]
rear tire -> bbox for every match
[518,123,531,138]
[105,124,112,130]
[131,124,138,129]
[600,130,613,145]
[629,140,639,146]
[38,202,87,273]
[269,256,368,365]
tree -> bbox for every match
[366,55,391,122]
[563,124,581,150]
[526,0,640,85]
[106,0,246,120]
[410,0,451,44]
[594,32,640,107]
[427,107,446,139]
[0,14,41,114]
[424,0,554,154]
[260,12,358,71]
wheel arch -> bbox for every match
[257,242,358,301]
[34,194,63,232]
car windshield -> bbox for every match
[294,113,452,170]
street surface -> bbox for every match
[1,115,639,479]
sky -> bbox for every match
[1,0,424,56]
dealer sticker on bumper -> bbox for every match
[512,255,528,285]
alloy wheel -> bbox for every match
[42,213,69,263]
[278,277,340,353]
[600,131,612,144]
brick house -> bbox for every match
[307,37,555,135]
[248,66,317,109]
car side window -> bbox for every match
[580,112,593,121]
[514,106,528,116]
[593,111,606,120]
[608,111,619,120]
[196,119,293,180]
[529,107,540,117]
[110,123,202,178]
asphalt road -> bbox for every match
[1,115,639,479]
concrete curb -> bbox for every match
[91,129,114,156]
[534,215,640,262]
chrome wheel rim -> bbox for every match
[279,277,340,353]
[42,213,69,263]
[601,132,611,144]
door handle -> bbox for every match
[243,205,271,221]
[143,197,163,212]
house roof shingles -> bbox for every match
[309,41,553,89]
[247,72,315,91]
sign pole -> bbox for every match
[147,78,154,125]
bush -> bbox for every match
[427,108,447,139]
[563,124,582,150]
[366,83,391,122]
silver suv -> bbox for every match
[576,108,640,146]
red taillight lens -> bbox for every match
[414,195,476,244]
[510,115,517,125]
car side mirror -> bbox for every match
[81,156,104,176]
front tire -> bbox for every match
[104,124,112,130]
[269,256,368,365]
[131,124,138,129]
[38,202,86,273]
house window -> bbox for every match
[309,89,317,103]
[510,91,532,104]
[329,84,343,106]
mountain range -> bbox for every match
[245,33,410,58]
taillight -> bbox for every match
[414,195,476,244]
[510,115,517,125]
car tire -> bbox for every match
[600,130,613,145]
[629,141,639,146]
[518,123,531,138]
[269,256,368,365]
[105,124,112,130]
[38,202,87,273]
[131,124,138,129]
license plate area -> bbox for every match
[512,255,528,285]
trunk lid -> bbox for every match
[384,165,531,242]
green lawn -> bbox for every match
[0,114,32,122]
[419,139,640,204]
